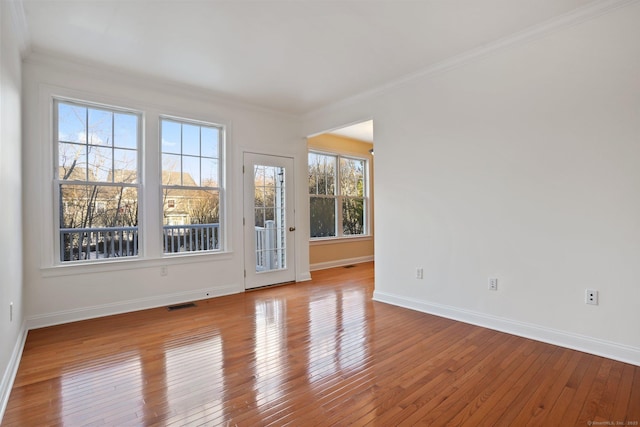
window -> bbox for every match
[309,152,368,239]
[55,99,141,262]
[161,117,223,253]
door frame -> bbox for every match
[243,152,296,289]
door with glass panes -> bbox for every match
[243,153,295,289]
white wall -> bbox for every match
[0,0,26,417]
[22,53,310,328]
[304,3,640,365]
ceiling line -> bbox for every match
[304,0,640,118]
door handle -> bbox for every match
[289,227,296,232]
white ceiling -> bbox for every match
[18,0,599,114]
[328,120,374,143]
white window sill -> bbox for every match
[41,251,233,278]
[310,235,372,246]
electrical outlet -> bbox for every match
[416,268,424,279]
[488,278,498,291]
[161,265,168,276]
[585,289,598,305]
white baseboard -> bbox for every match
[310,255,374,271]
[297,271,312,282]
[0,322,28,423]
[373,290,640,367]
[26,285,240,330]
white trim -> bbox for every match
[305,0,640,119]
[297,271,312,282]
[26,285,240,330]
[0,322,28,423]
[310,255,374,272]
[310,235,372,246]
[373,290,640,367]
[41,251,233,278]
[25,50,298,119]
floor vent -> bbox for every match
[167,302,197,311]
[343,265,356,269]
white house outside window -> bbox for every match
[55,99,141,262]
[161,117,223,254]
[308,152,368,239]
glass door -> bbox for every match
[243,153,295,289]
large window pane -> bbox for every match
[161,117,223,254]
[87,146,112,182]
[201,158,218,187]
[310,197,336,238]
[88,108,112,146]
[114,113,138,149]
[161,120,181,154]
[309,151,368,239]
[162,154,181,186]
[61,184,138,229]
[55,100,140,263]
[201,127,219,157]
[308,153,336,196]
[58,142,87,180]
[182,124,200,156]
[342,198,364,235]
[182,155,200,186]
[162,189,219,225]
[162,189,220,253]
[58,103,86,144]
[113,149,137,183]
[59,184,139,261]
[340,158,365,197]
[308,171,317,195]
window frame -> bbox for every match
[53,97,143,265]
[308,150,370,241]
[160,115,225,255]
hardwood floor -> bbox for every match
[3,262,639,426]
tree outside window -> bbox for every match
[309,152,368,239]
[56,100,141,262]
[161,118,223,253]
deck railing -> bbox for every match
[60,226,139,261]
[60,223,220,261]
[163,224,219,253]
[255,220,282,271]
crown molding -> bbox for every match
[305,0,640,118]
[5,0,31,57]
[23,49,301,121]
